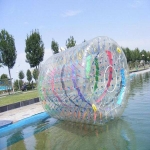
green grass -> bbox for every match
[0,90,39,107]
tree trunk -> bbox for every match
[8,67,11,80]
[8,67,12,94]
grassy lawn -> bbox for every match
[0,90,38,107]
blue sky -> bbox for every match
[0,0,150,81]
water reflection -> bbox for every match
[6,131,26,150]
[0,118,58,150]
[130,72,150,95]
[3,71,150,150]
[44,119,136,150]
[134,72,149,86]
[5,118,136,150]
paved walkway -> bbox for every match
[133,68,150,75]
[0,102,45,123]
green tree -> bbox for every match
[147,51,150,62]
[141,50,147,62]
[32,68,39,82]
[130,50,136,62]
[0,51,3,67]
[66,36,76,48]
[13,80,18,91]
[126,48,132,62]
[122,47,130,62]
[1,74,8,79]
[51,39,59,54]
[134,48,141,61]
[25,29,44,69]
[0,29,17,80]
[13,79,23,91]
[19,70,25,81]
[26,69,32,84]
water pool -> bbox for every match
[0,71,150,150]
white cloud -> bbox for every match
[61,10,82,17]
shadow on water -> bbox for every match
[43,119,136,150]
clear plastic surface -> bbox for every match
[38,36,130,125]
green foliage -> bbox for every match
[134,48,141,61]
[13,79,23,91]
[0,51,3,67]
[147,51,150,61]
[122,47,150,69]
[66,36,76,48]
[32,68,39,81]
[1,74,8,79]
[26,69,32,83]
[141,49,148,62]
[122,47,132,62]
[0,29,17,79]
[25,29,44,68]
[0,74,11,92]
[19,70,25,80]
[51,39,59,54]
[13,80,18,90]
[19,71,24,80]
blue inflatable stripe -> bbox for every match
[117,87,125,105]
[120,69,126,86]
[0,112,49,137]
[117,69,126,105]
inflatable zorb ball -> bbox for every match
[38,36,130,125]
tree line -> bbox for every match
[122,47,150,63]
[0,28,150,89]
[0,29,76,90]
[0,69,39,90]
[122,47,150,69]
